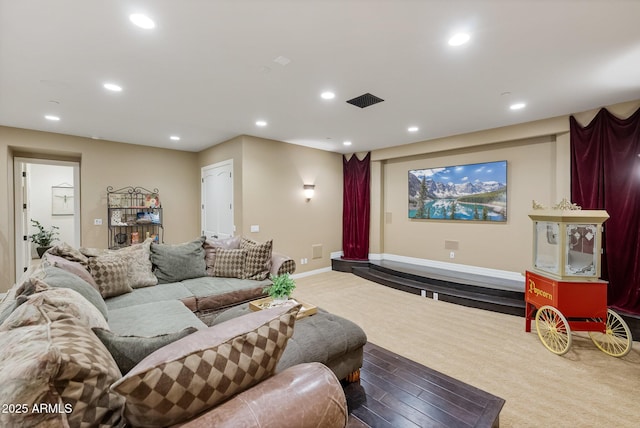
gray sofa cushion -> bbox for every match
[40,266,109,320]
[105,282,195,311]
[92,326,198,374]
[151,237,207,283]
[108,300,206,336]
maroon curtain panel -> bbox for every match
[342,152,371,260]
[570,107,640,314]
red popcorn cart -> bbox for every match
[524,200,631,357]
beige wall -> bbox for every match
[1,126,200,291]
[2,99,638,290]
[370,99,640,275]
[198,135,344,273]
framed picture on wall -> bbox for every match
[52,186,75,216]
[408,160,507,221]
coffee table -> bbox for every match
[248,297,318,319]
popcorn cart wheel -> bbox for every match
[534,305,631,357]
[526,271,632,358]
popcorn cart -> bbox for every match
[524,200,632,357]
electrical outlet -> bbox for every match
[449,251,455,259]
[94,218,102,225]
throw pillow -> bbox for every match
[0,318,124,427]
[111,304,301,427]
[117,240,158,288]
[41,265,108,320]
[47,242,90,266]
[89,254,132,298]
[92,327,198,374]
[203,236,242,276]
[45,253,99,290]
[240,238,273,280]
[151,237,207,283]
[213,248,247,278]
[0,278,50,330]
[0,285,110,332]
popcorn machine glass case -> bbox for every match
[528,202,608,281]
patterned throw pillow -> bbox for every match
[0,285,110,332]
[47,242,90,266]
[240,238,273,280]
[118,240,158,288]
[203,236,242,276]
[89,255,132,298]
[111,304,301,427]
[213,248,248,278]
[0,318,125,428]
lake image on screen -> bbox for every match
[408,161,507,221]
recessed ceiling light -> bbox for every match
[408,126,419,132]
[255,120,267,127]
[448,33,470,46]
[343,141,352,146]
[170,135,180,141]
[510,102,526,110]
[129,13,155,29]
[321,91,335,100]
[103,83,122,92]
[45,115,60,121]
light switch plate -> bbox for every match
[250,225,259,233]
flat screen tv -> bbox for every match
[408,160,507,221]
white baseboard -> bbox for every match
[292,266,332,280]
[371,253,525,284]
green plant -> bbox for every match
[29,219,59,247]
[264,273,296,299]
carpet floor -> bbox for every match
[293,270,640,428]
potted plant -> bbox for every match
[264,273,296,304]
[30,219,60,258]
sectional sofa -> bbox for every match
[0,236,366,427]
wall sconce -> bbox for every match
[303,184,315,201]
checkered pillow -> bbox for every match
[213,248,247,278]
[240,238,273,280]
[203,236,241,276]
[89,254,132,298]
[0,317,125,428]
[111,304,301,427]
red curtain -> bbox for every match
[570,107,640,313]
[342,152,370,260]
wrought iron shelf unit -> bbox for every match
[106,186,163,249]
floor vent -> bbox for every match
[346,92,384,109]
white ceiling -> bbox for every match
[1,0,640,154]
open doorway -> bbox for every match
[14,158,80,275]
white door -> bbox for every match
[14,160,30,276]
[201,160,234,239]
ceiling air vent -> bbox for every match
[346,92,384,109]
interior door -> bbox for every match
[14,159,30,275]
[201,160,234,239]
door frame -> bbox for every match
[14,157,81,276]
[201,159,234,239]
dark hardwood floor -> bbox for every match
[344,343,504,428]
